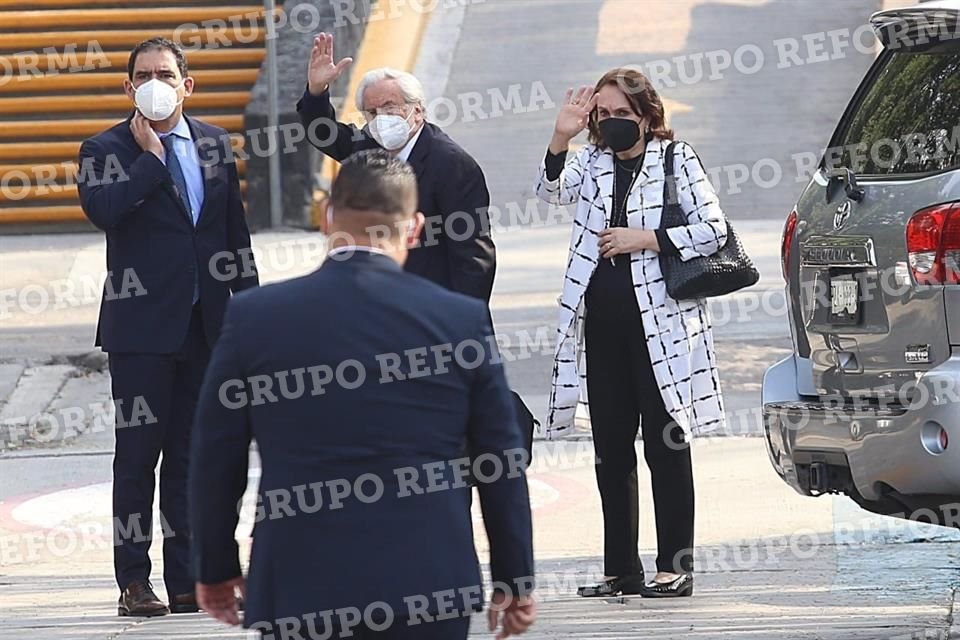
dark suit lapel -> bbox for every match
[404,123,433,178]
[119,111,191,227]
[186,116,226,229]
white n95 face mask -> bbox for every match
[134,79,183,121]
[368,113,413,151]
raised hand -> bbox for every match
[307,33,354,96]
[553,86,599,144]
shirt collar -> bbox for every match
[396,123,425,162]
[328,246,388,258]
[161,115,193,142]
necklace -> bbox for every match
[608,157,643,265]
[611,161,642,227]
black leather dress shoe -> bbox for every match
[169,591,199,614]
[118,580,170,617]
[577,574,646,597]
[639,573,694,598]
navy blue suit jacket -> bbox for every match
[189,251,533,628]
[297,89,496,302]
[77,114,258,354]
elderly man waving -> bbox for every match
[296,33,496,302]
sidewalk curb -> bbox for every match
[0,358,110,453]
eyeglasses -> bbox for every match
[362,102,412,120]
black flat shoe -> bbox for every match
[577,574,645,598]
[639,573,694,598]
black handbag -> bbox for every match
[511,390,538,466]
[464,391,537,488]
[659,141,759,299]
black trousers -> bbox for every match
[108,304,210,597]
[584,258,694,577]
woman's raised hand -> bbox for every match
[553,86,599,143]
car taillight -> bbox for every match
[906,202,960,285]
[781,209,798,282]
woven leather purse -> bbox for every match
[658,142,759,299]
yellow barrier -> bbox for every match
[0,115,243,139]
[0,180,248,204]
[0,92,251,115]
[0,70,259,94]
[0,7,271,30]
[0,50,265,75]
[0,27,266,51]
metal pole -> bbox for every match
[264,0,283,228]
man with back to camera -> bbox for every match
[189,150,537,640]
[77,36,258,617]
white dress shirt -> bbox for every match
[396,123,425,163]
[159,115,204,225]
[328,246,388,258]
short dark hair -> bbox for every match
[331,150,418,216]
[127,37,188,80]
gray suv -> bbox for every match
[763,0,960,526]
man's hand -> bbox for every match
[130,113,163,160]
[197,576,246,626]
[599,228,659,258]
[308,33,353,97]
[487,591,537,639]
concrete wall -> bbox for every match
[243,0,373,229]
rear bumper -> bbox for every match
[762,353,960,502]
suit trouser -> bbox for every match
[108,304,210,597]
[584,261,694,578]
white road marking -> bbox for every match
[9,473,559,532]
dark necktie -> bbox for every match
[162,134,199,303]
[162,134,193,224]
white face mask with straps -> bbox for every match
[134,79,184,121]
[368,111,414,151]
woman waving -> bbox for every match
[536,68,729,598]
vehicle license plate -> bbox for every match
[830,278,859,323]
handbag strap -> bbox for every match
[663,140,679,205]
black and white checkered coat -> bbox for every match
[536,138,728,439]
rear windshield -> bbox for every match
[828,48,960,176]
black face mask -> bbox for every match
[598,117,641,152]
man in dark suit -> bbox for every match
[297,35,540,460]
[77,37,258,617]
[189,151,536,639]
[297,33,495,303]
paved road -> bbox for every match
[440,0,882,224]
[3,436,959,638]
[3,1,960,639]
